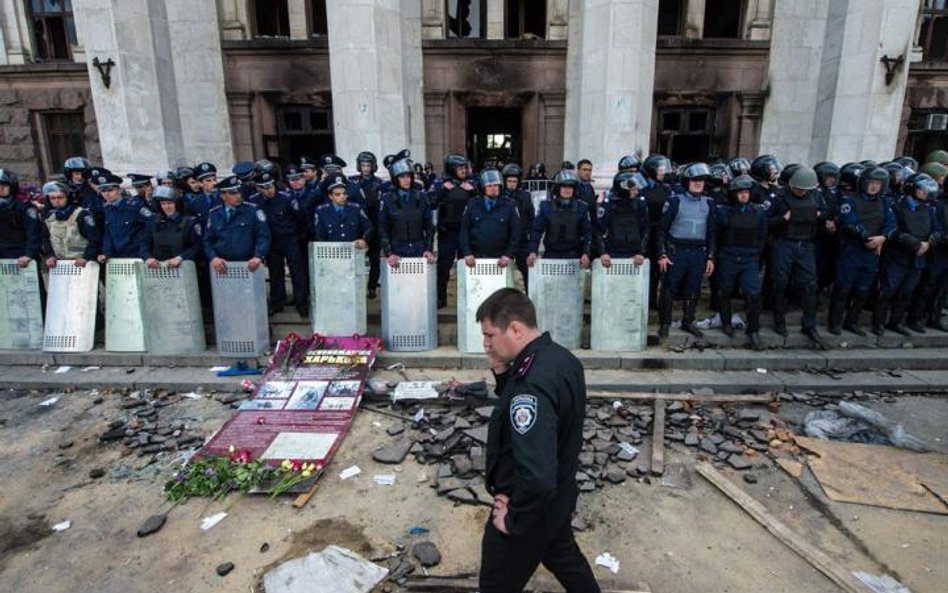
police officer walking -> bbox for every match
[476,287,600,593]
[597,171,649,268]
[314,173,373,247]
[203,175,270,275]
[41,180,100,269]
[528,170,593,267]
[350,151,385,298]
[142,186,202,268]
[459,169,520,269]
[0,169,41,267]
[656,163,716,338]
[378,151,435,267]
[501,164,534,289]
[430,153,477,308]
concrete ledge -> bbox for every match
[620,350,726,371]
[0,350,57,365]
[53,351,144,367]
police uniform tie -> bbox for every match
[485,199,493,212]
[225,207,234,222]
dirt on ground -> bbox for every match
[0,386,945,593]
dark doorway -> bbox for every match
[273,105,335,168]
[467,107,522,171]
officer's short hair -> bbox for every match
[476,288,537,330]
[577,159,593,169]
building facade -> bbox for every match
[0,0,945,185]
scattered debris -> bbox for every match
[88,468,106,479]
[216,562,235,577]
[373,474,396,486]
[51,520,71,532]
[339,466,362,480]
[263,546,387,593]
[53,366,71,374]
[38,397,58,407]
[136,514,167,537]
[852,571,914,593]
[411,541,442,567]
[594,551,620,574]
[200,512,227,531]
[373,437,414,464]
[804,401,930,452]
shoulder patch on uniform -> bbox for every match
[193,224,202,236]
[761,200,772,211]
[662,201,670,213]
[27,208,38,219]
[84,214,95,227]
[291,200,300,211]
[510,394,538,435]
[840,203,852,214]
[256,210,267,222]
[597,206,605,219]
[140,207,153,217]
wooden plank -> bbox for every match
[588,391,773,403]
[650,399,665,476]
[696,462,872,593]
[291,470,325,509]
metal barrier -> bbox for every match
[528,258,586,349]
[105,258,146,352]
[210,263,270,358]
[141,261,206,354]
[43,261,99,352]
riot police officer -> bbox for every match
[715,175,767,349]
[430,153,477,308]
[41,180,100,268]
[350,151,384,298]
[767,167,828,348]
[175,166,199,201]
[750,154,781,206]
[186,162,221,224]
[617,154,641,174]
[142,186,202,268]
[232,161,258,200]
[378,151,435,267]
[63,157,98,210]
[459,169,520,269]
[156,170,176,189]
[575,159,597,214]
[299,155,321,193]
[96,172,152,262]
[727,157,752,179]
[642,154,673,308]
[501,164,534,289]
[528,169,593,266]
[476,287,600,593]
[526,162,547,180]
[597,171,649,268]
[657,163,716,338]
[0,169,41,266]
[314,173,373,247]
[915,173,948,331]
[707,163,732,206]
[814,161,841,292]
[876,174,942,335]
[203,175,270,274]
[249,171,307,318]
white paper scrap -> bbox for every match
[595,552,620,574]
[339,465,362,480]
[38,397,59,407]
[200,512,227,531]
[52,520,71,532]
[54,366,71,374]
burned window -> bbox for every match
[657,107,714,163]
[505,0,547,39]
[703,0,742,39]
[253,0,290,37]
[276,106,335,166]
[41,112,85,178]
[311,0,328,36]
[657,0,684,36]
[920,1,948,61]
[446,0,487,38]
[29,0,78,62]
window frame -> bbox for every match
[27,0,78,62]
[35,110,87,180]
[920,2,948,62]
[504,0,547,40]
[251,0,291,38]
[445,0,488,39]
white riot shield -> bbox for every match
[141,261,206,354]
[381,258,437,351]
[525,179,552,215]
[210,263,270,358]
[0,260,43,350]
[591,259,650,351]
[309,242,367,335]
[105,258,146,352]
[456,261,513,353]
[43,261,99,352]
[528,258,585,349]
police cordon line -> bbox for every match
[1,149,947,354]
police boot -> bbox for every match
[871,290,892,336]
[803,327,829,350]
[842,290,869,337]
[827,286,849,335]
[928,291,948,332]
[747,332,765,351]
[681,296,704,337]
[658,290,672,339]
[719,297,734,337]
[745,293,762,336]
[772,291,788,337]
[906,287,930,334]
[885,299,911,337]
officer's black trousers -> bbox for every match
[479,509,600,593]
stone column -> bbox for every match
[744,0,773,41]
[288,0,311,40]
[563,0,659,185]
[422,0,445,39]
[487,0,504,39]
[684,0,706,40]
[759,0,919,164]
[218,0,250,40]
[547,0,570,40]
[0,0,33,64]
[326,0,427,165]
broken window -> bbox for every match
[40,112,85,179]
[276,105,335,166]
[311,0,328,36]
[29,0,78,62]
[505,0,547,39]
[703,0,742,39]
[920,1,948,61]
[657,0,684,36]
[657,107,714,163]
[253,0,290,37]
[446,0,487,38]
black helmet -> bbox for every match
[905,173,939,201]
[838,162,866,192]
[356,151,378,173]
[858,167,890,195]
[63,156,91,178]
[443,153,468,177]
[479,169,503,188]
[0,169,19,194]
[813,161,840,185]
[528,162,547,178]
[727,174,755,200]
[560,160,576,171]
[708,163,731,189]
[611,171,646,199]
[884,162,910,191]
[254,159,281,180]
[727,157,751,178]
[681,162,711,182]
[778,163,802,187]
[750,155,782,182]
[895,156,919,172]
[617,154,641,172]
[859,160,878,169]
[175,166,195,181]
[385,149,413,179]
[501,163,523,179]
[642,154,671,180]
[553,169,580,192]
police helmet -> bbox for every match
[727,174,755,200]
[884,162,910,191]
[837,163,865,192]
[859,159,878,169]
[906,173,939,201]
[153,186,177,202]
[778,164,802,187]
[0,169,19,194]
[642,154,671,180]
[788,167,819,191]
[443,153,468,177]
[921,161,948,179]
[681,162,712,182]
[858,167,890,195]
[175,166,195,181]
[813,161,840,185]
[750,155,782,182]
[255,172,277,188]
[708,163,731,189]
[42,180,69,198]
[727,157,752,178]
[529,162,547,178]
[611,171,646,199]
[926,150,948,166]
[617,155,641,173]
[388,154,414,179]
[356,151,378,173]
[560,160,576,171]
[501,163,523,180]
[63,157,91,178]
[254,159,281,179]
[232,161,256,181]
[479,169,502,188]
[156,170,176,184]
[896,156,919,172]
[325,173,348,193]
[553,169,580,189]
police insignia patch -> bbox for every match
[662,201,670,213]
[84,215,95,227]
[510,394,537,435]
[762,200,772,211]
[140,207,153,217]
[597,206,605,219]
[256,210,266,222]
[193,224,202,236]
[840,203,852,214]
[27,208,38,219]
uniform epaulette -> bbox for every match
[514,353,536,379]
[208,205,223,212]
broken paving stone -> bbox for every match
[446,488,476,504]
[463,426,489,445]
[669,412,691,424]
[604,468,626,484]
[691,387,715,396]
[749,429,769,443]
[571,516,588,531]
[216,562,234,577]
[666,401,685,412]
[437,477,469,494]
[665,431,685,442]
[99,427,127,442]
[373,437,414,464]
[735,408,761,423]
[578,481,596,493]
[727,455,753,470]
[474,406,494,420]
[136,514,167,538]
[699,438,719,455]
[412,541,442,567]
[579,452,595,467]
[684,433,700,447]
[743,473,759,484]
[89,468,106,479]
[386,424,405,436]
[707,433,726,445]
[719,441,743,454]
[454,416,471,429]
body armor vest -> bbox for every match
[668,196,709,241]
[46,208,88,259]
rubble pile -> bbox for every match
[97,390,205,457]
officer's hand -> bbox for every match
[464,255,476,268]
[422,251,435,264]
[600,254,612,268]
[493,493,510,512]
[442,181,455,191]
[497,255,510,268]
[146,258,160,269]
[580,254,591,269]
[45,257,57,269]
[918,241,930,256]
[633,254,645,267]
[491,503,509,535]
[97,254,107,264]
[387,254,401,268]
[825,220,837,233]
[705,259,715,277]
[168,256,183,269]
[486,350,508,375]
[783,210,791,221]
[527,253,537,267]
[74,257,87,268]
[15,256,30,268]
[211,257,227,273]
[247,257,263,272]
[658,255,671,272]
[460,181,474,191]
[354,239,367,250]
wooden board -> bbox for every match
[795,436,948,515]
[696,462,873,593]
[775,457,803,479]
[587,391,773,403]
[650,399,665,476]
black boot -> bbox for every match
[719,295,734,337]
[658,289,673,339]
[772,289,788,337]
[842,289,869,337]
[885,297,911,336]
[803,327,829,350]
[907,285,930,333]
[747,332,765,351]
[872,289,892,336]
[827,286,849,335]
[745,293,762,337]
[928,290,948,331]
[681,296,704,337]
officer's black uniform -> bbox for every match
[459,195,520,260]
[249,175,307,316]
[481,332,600,593]
[430,154,477,307]
[142,212,202,261]
[350,171,384,293]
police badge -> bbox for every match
[510,394,537,435]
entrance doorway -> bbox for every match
[466,107,522,171]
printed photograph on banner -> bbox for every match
[286,381,330,410]
[327,380,362,397]
[257,381,296,399]
[238,399,287,411]
[318,397,357,411]
[260,432,338,460]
